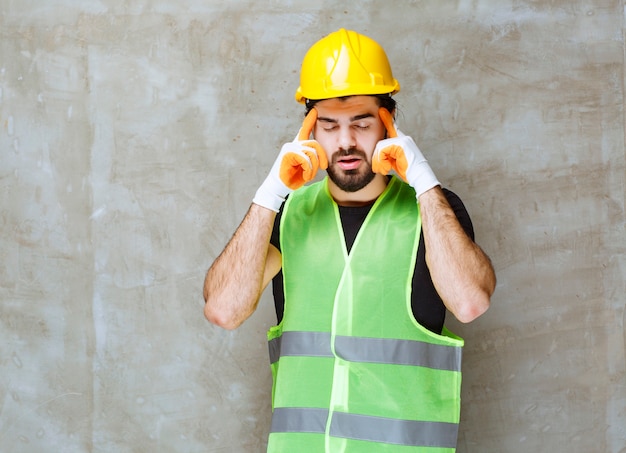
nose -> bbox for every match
[338,126,356,150]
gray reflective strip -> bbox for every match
[268,337,280,364]
[270,407,327,434]
[270,408,458,448]
[269,332,461,371]
[330,411,459,448]
[268,331,333,364]
[335,336,462,372]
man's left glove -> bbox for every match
[253,109,327,212]
[372,108,440,200]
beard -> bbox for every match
[326,148,376,193]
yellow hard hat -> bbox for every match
[295,28,400,104]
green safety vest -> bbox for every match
[267,176,464,452]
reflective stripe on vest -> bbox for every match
[271,407,459,449]
[269,331,462,371]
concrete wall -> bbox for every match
[0,1,624,451]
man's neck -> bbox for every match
[328,174,389,207]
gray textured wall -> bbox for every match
[1,1,624,452]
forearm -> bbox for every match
[203,203,277,329]
[419,186,496,323]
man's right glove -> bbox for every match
[372,107,440,200]
[253,109,328,212]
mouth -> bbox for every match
[334,149,366,171]
[336,156,362,171]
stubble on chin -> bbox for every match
[326,149,376,193]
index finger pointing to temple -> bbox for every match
[378,107,397,139]
[298,108,318,141]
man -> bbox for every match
[204,28,496,452]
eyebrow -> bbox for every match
[317,113,375,123]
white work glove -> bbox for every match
[253,109,328,212]
[372,107,440,200]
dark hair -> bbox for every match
[304,93,397,118]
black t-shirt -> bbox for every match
[269,187,475,334]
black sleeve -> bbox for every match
[444,188,475,241]
[269,197,285,251]
[270,202,285,323]
[410,188,475,334]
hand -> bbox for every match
[372,107,440,199]
[253,109,328,212]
